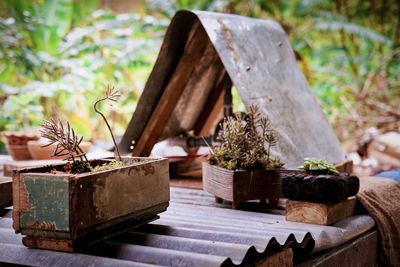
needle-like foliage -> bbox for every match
[40,119,88,163]
[208,105,284,170]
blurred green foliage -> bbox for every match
[1,0,399,150]
[0,0,166,142]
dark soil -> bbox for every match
[282,172,360,203]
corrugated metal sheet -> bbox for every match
[119,10,345,168]
[0,187,374,267]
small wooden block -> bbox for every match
[285,197,356,225]
[335,160,353,174]
[0,176,12,208]
[215,196,223,203]
[256,248,293,267]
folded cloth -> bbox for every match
[357,176,400,266]
[377,169,400,183]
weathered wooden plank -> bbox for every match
[119,12,200,154]
[22,215,159,252]
[3,159,62,177]
[0,176,12,208]
[74,158,170,233]
[12,171,22,233]
[132,21,210,156]
[296,230,378,267]
[286,197,356,225]
[161,37,226,140]
[256,248,293,267]
[193,71,231,136]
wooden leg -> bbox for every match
[232,201,240,209]
[215,196,223,204]
[269,198,279,208]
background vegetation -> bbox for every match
[1,0,399,152]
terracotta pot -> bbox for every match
[27,140,92,160]
[4,132,40,146]
[6,144,33,161]
[4,132,40,161]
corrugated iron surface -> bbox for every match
[0,187,374,267]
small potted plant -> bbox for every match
[12,86,170,252]
[282,157,359,203]
[1,94,43,160]
[203,105,284,209]
[283,157,360,225]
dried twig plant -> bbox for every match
[208,104,284,170]
[94,85,122,161]
[39,85,125,174]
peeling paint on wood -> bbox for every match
[20,174,70,232]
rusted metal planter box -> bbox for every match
[12,157,169,252]
[202,163,281,209]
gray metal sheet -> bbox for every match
[119,10,345,168]
[0,187,374,267]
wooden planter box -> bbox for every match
[12,157,169,252]
[202,163,281,209]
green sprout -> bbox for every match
[299,157,339,174]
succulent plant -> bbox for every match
[299,157,339,174]
[208,105,284,170]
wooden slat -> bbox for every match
[132,21,210,156]
[296,230,378,267]
[159,36,226,140]
[255,248,293,267]
[285,197,356,225]
[335,160,353,174]
[0,176,12,208]
[3,159,62,177]
[193,71,231,136]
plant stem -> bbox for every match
[77,146,89,162]
[94,97,122,161]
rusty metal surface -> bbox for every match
[0,187,375,267]
[119,10,345,168]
